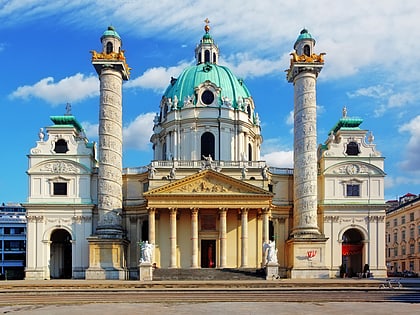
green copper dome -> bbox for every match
[101,26,121,40]
[163,63,251,109]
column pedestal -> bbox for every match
[286,236,329,279]
[85,237,129,280]
[265,262,279,280]
[139,262,153,281]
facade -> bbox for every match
[0,203,26,279]
[386,193,420,276]
[24,23,387,280]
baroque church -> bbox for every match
[24,22,387,280]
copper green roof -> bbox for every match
[50,115,83,132]
[163,63,251,109]
[330,117,364,134]
[101,26,121,40]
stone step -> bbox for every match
[152,268,266,281]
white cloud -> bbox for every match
[82,113,155,152]
[398,115,420,173]
[9,73,99,106]
[261,138,293,168]
[80,121,98,140]
[123,112,155,151]
[125,62,190,92]
[222,54,283,79]
[261,151,293,168]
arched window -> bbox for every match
[54,139,68,153]
[201,132,215,159]
[303,45,310,56]
[162,142,167,160]
[106,42,113,54]
[213,52,216,63]
[204,50,210,63]
[248,143,252,161]
[247,105,252,118]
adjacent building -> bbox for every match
[24,23,387,280]
[386,193,420,276]
[0,203,26,279]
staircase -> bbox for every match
[152,268,266,281]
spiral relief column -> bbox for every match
[86,26,130,280]
[287,29,324,236]
[286,29,328,278]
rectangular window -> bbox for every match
[394,247,398,256]
[401,216,405,224]
[394,232,398,242]
[53,182,67,196]
[410,212,414,222]
[402,246,406,256]
[346,184,360,196]
[410,228,415,239]
[393,218,398,227]
[402,230,406,241]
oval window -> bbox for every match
[201,90,214,105]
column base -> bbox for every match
[25,268,49,280]
[286,235,329,279]
[85,236,129,280]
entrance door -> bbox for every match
[341,228,363,277]
[201,240,216,268]
[50,229,72,279]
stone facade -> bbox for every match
[24,25,387,280]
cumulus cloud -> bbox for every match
[81,113,155,151]
[123,112,155,151]
[125,62,191,92]
[348,84,417,117]
[9,73,99,106]
[222,54,283,79]
[398,115,420,172]
[261,151,293,168]
[261,138,293,168]
[80,121,99,140]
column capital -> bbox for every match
[190,207,199,215]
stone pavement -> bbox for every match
[0,302,419,315]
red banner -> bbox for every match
[342,244,363,256]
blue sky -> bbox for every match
[1,0,419,203]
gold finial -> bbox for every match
[204,18,210,33]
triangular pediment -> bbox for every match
[144,169,272,196]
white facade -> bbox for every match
[25,116,97,279]
[24,25,387,280]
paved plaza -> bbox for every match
[1,301,419,315]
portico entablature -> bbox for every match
[144,169,272,209]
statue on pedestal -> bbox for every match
[140,241,154,263]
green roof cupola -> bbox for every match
[294,28,316,57]
[195,18,219,65]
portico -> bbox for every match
[143,170,273,269]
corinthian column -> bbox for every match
[240,208,249,268]
[169,208,178,268]
[191,208,199,268]
[219,208,227,268]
